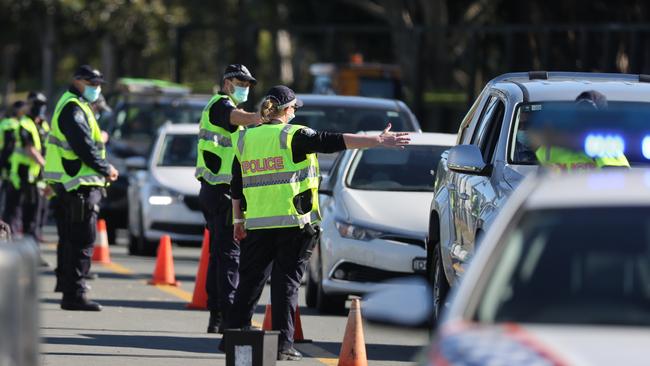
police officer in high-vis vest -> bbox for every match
[26,91,51,243]
[44,65,119,311]
[2,96,46,240]
[0,101,25,212]
[223,86,410,360]
[196,64,262,333]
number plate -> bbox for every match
[412,257,427,273]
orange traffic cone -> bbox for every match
[337,298,367,366]
[260,303,311,342]
[148,235,179,286]
[262,304,273,330]
[186,229,210,309]
[91,219,111,264]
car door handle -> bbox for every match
[458,193,469,200]
[448,183,457,191]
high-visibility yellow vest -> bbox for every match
[9,116,42,188]
[232,123,321,230]
[43,91,106,191]
[536,146,630,172]
[0,117,19,179]
[195,93,240,185]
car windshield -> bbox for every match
[345,145,447,192]
[295,105,414,133]
[157,134,197,167]
[476,207,650,326]
[510,101,650,166]
[111,102,203,155]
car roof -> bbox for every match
[525,169,650,209]
[359,131,456,146]
[492,72,650,103]
[160,123,199,134]
[297,94,403,109]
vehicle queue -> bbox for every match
[3,66,649,364]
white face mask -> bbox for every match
[286,110,295,123]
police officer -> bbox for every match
[224,86,410,360]
[0,101,25,213]
[533,90,630,171]
[2,96,46,240]
[27,91,50,243]
[44,65,119,311]
[196,64,262,333]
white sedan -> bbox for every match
[126,123,203,255]
[436,170,650,365]
[305,132,456,313]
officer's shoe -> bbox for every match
[207,310,221,334]
[61,294,102,311]
[83,272,99,280]
[278,348,303,361]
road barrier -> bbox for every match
[0,238,39,366]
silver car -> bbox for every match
[428,71,650,319]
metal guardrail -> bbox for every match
[0,238,39,366]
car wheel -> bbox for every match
[305,262,317,308]
[431,243,450,324]
[315,256,346,314]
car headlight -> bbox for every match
[148,185,179,206]
[335,221,383,241]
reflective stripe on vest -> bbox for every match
[62,174,105,191]
[279,124,292,149]
[198,128,233,147]
[245,211,321,230]
[236,129,246,155]
[47,134,103,151]
[241,165,319,188]
[194,167,232,185]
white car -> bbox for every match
[305,132,456,313]
[432,170,650,365]
[126,123,203,255]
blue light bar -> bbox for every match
[584,133,625,158]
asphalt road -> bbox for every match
[39,229,428,366]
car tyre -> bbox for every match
[128,208,158,256]
[431,242,450,325]
[315,256,346,314]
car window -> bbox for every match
[478,99,506,163]
[475,207,650,326]
[345,145,449,192]
[470,96,498,146]
[295,106,413,133]
[458,88,489,144]
[156,134,198,167]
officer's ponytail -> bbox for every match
[260,96,282,122]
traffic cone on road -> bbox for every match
[186,229,210,309]
[260,303,311,342]
[148,235,179,286]
[337,298,367,366]
[91,219,111,264]
[262,304,273,330]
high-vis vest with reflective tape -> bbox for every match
[232,123,321,230]
[195,94,240,185]
[536,146,630,172]
[9,116,42,188]
[43,91,106,191]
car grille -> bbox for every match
[150,222,204,236]
[380,235,426,249]
[183,195,201,212]
[331,262,413,283]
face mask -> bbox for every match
[286,110,295,123]
[232,86,249,104]
[83,85,101,103]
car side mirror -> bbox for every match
[319,174,334,196]
[125,156,147,171]
[447,144,489,175]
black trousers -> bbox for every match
[2,181,40,238]
[199,182,239,317]
[55,187,102,297]
[226,227,313,351]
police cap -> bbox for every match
[222,64,257,85]
[265,85,303,109]
[27,91,47,105]
[74,65,105,84]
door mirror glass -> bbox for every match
[125,156,147,171]
[447,144,487,175]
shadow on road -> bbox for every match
[297,341,421,362]
[43,334,221,354]
[40,298,188,311]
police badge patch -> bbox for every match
[302,128,317,137]
[73,109,86,124]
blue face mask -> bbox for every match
[83,85,101,103]
[232,86,249,105]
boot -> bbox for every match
[278,347,303,361]
[207,310,221,334]
[61,293,102,311]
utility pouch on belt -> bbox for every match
[299,224,320,261]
